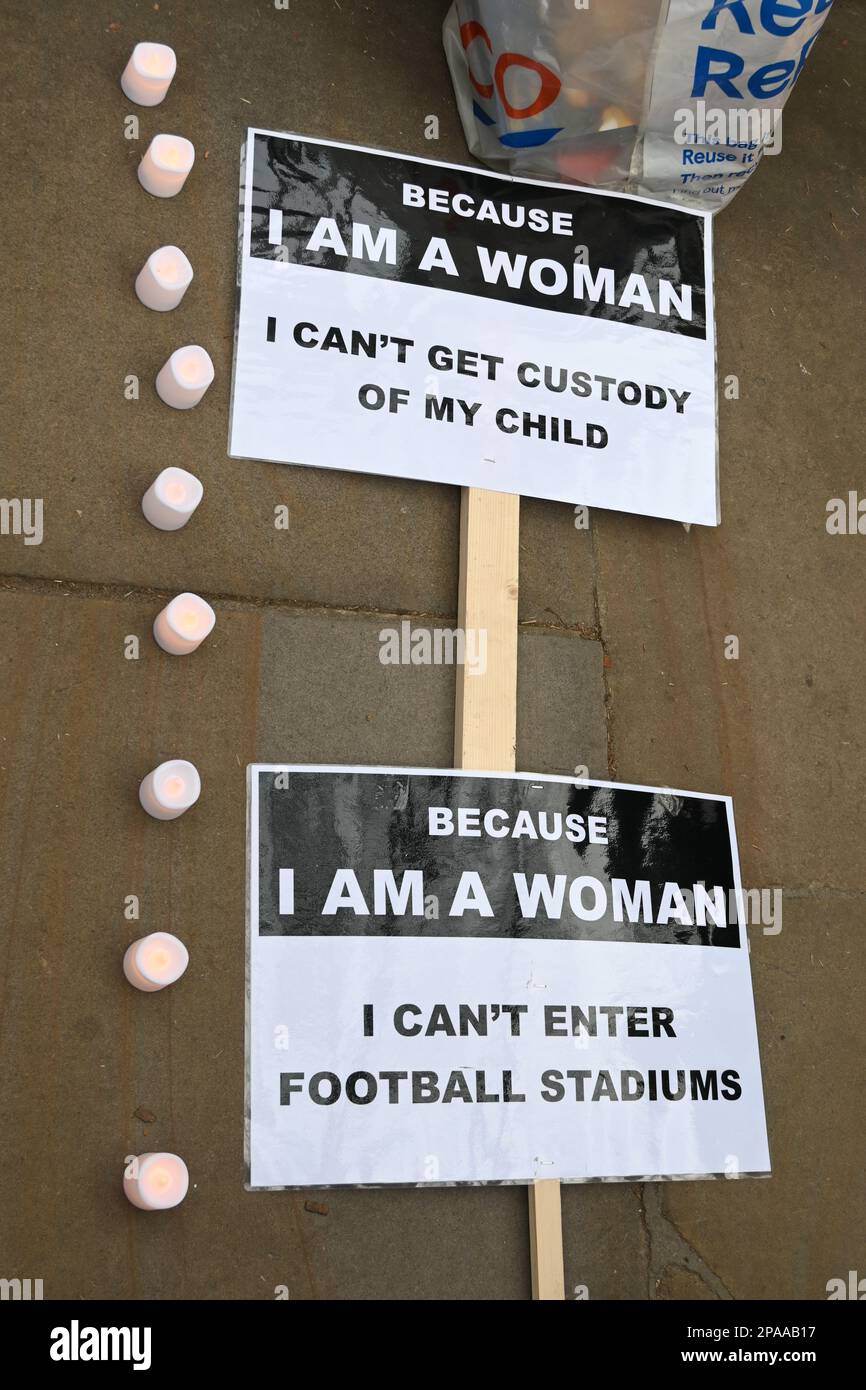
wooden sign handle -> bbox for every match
[453,486,565,1302]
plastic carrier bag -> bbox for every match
[444,1,834,210]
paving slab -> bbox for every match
[561,1182,648,1301]
[516,627,607,779]
[0,0,596,630]
[659,895,866,1300]
[0,587,608,1299]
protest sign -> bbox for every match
[246,766,769,1188]
[229,132,718,525]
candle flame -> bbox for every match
[178,357,201,383]
[163,776,185,797]
[154,255,182,284]
[165,481,187,502]
[141,52,170,77]
[178,609,201,633]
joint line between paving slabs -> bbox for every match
[0,572,606,638]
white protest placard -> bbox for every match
[229,131,718,526]
[246,766,769,1188]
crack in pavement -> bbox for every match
[641,1183,735,1300]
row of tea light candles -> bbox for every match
[121,41,206,1212]
[121,40,193,194]
[125,38,214,411]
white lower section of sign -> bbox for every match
[229,258,718,526]
[247,934,770,1187]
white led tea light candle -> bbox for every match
[120,42,177,106]
[138,134,195,198]
[135,245,193,312]
[124,1153,189,1211]
[153,593,215,655]
[141,467,203,531]
[123,932,189,992]
[139,759,201,820]
[155,345,214,409]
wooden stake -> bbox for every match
[528,1177,565,1301]
[453,486,565,1302]
[454,487,519,772]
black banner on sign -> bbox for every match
[256,769,740,947]
[248,133,707,339]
